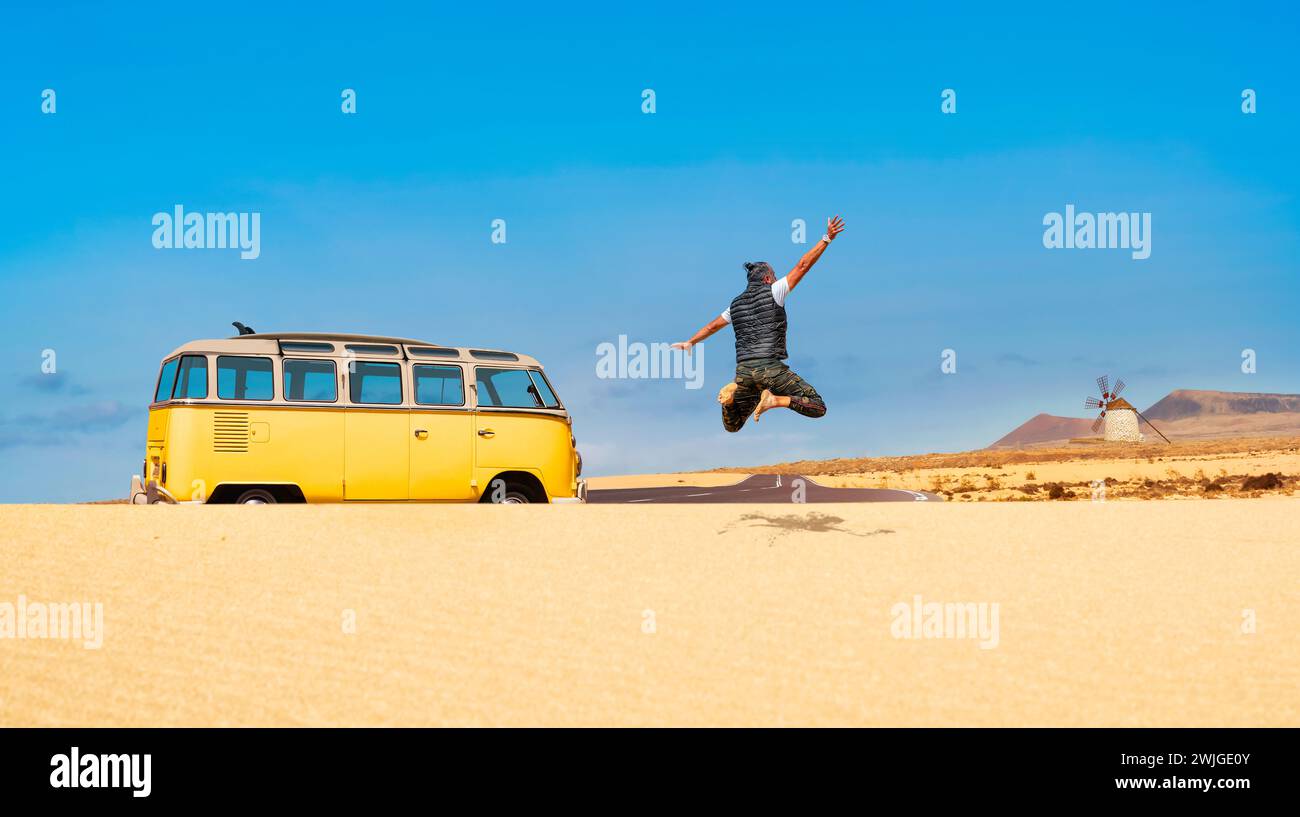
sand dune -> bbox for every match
[2,502,1296,726]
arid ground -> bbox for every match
[2,501,1296,726]
[702,436,1300,502]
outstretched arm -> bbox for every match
[672,314,728,352]
[785,215,845,292]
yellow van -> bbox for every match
[129,330,585,504]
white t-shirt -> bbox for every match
[720,276,790,324]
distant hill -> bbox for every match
[1143,389,1300,421]
[990,389,1300,448]
[989,413,1098,448]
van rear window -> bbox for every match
[217,356,274,400]
[154,358,179,403]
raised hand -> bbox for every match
[825,215,846,241]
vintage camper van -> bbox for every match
[131,330,584,504]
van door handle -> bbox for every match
[414,429,428,440]
[477,429,495,438]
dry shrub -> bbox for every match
[1242,472,1285,491]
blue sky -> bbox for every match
[1,2,1298,501]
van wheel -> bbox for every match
[479,474,548,504]
[235,488,277,505]
[480,480,534,504]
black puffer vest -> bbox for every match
[730,280,788,362]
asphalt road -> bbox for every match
[587,474,942,504]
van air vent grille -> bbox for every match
[213,411,250,453]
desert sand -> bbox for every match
[2,501,1296,726]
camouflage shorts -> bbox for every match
[722,359,826,432]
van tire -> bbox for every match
[482,484,532,504]
[480,472,549,504]
[235,488,277,505]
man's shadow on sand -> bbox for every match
[718,512,894,544]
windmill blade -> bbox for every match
[1096,375,1109,396]
[1112,378,1126,398]
[1091,413,1105,433]
[1085,396,1103,409]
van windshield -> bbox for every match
[527,370,561,408]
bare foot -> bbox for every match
[718,382,738,405]
[752,389,778,422]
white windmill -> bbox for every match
[1084,375,1170,443]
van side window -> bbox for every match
[475,367,545,408]
[154,358,179,403]
[217,356,274,401]
[350,361,402,405]
[413,365,465,406]
[284,359,337,402]
[527,370,561,408]
[173,355,209,399]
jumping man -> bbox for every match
[673,215,846,431]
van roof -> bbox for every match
[164,332,542,367]
[241,331,436,345]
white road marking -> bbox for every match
[686,492,712,497]
[897,490,929,501]
[627,498,655,503]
